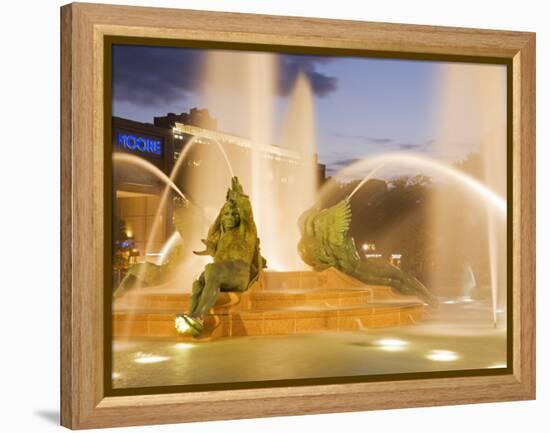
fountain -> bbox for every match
[275,72,318,269]
[200,51,317,270]
[432,62,507,326]
[111,51,508,389]
[319,151,506,327]
[140,133,235,266]
[113,153,187,201]
[114,51,506,351]
[340,153,505,214]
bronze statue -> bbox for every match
[176,177,266,337]
[297,199,437,307]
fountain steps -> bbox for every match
[113,268,425,340]
[114,288,389,311]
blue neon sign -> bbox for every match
[117,132,162,156]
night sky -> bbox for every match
[112,45,507,178]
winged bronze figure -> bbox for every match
[297,199,437,307]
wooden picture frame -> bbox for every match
[60,2,535,429]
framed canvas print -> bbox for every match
[60,2,535,429]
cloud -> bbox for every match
[397,143,421,150]
[397,139,435,152]
[332,133,393,145]
[278,55,338,97]
[112,45,205,107]
[332,133,434,151]
[323,155,363,178]
[113,47,339,108]
[329,157,362,167]
[322,137,434,177]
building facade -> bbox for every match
[112,116,175,258]
[112,109,327,265]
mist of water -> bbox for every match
[141,136,198,260]
[201,52,317,270]
[432,63,507,326]
[272,72,318,269]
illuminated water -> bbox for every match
[434,64,507,327]
[113,153,187,200]
[141,136,199,259]
[203,53,317,271]
[113,300,506,389]
[341,153,506,214]
[324,152,506,326]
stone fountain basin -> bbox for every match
[113,268,425,341]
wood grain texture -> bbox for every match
[60,4,73,429]
[512,34,536,395]
[60,2,536,429]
